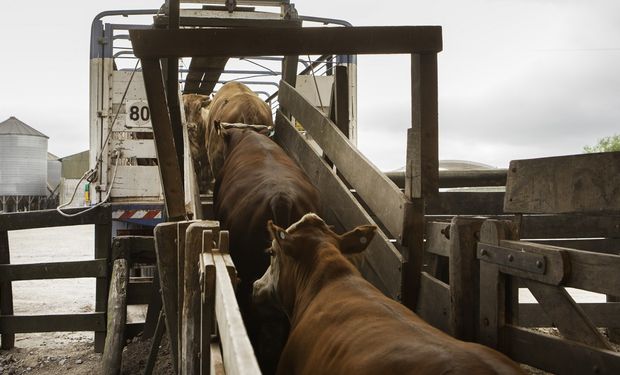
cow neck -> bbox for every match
[288,243,358,326]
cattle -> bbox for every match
[253,213,525,375]
[213,127,320,374]
[204,81,273,181]
[182,93,211,192]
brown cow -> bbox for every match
[214,128,320,374]
[205,82,273,180]
[182,93,211,192]
[253,213,525,375]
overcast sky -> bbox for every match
[1,1,619,169]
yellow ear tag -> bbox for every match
[279,231,286,240]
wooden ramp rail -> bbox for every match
[200,230,261,375]
[0,205,112,352]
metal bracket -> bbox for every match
[478,243,546,275]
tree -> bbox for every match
[583,134,620,153]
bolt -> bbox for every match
[480,249,488,256]
[536,260,543,268]
[508,254,514,262]
[483,318,490,326]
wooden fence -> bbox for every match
[0,205,112,352]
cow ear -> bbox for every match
[268,220,295,256]
[338,225,376,254]
[214,120,222,135]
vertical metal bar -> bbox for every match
[0,230,14,349]
[141,58,186,220]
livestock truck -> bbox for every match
[88,0,358,235]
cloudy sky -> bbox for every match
[1,1,619,169]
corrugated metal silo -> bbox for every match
[47,152,62,194]
[0,116,49,196]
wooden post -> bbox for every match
[478,220,514,347]
[200,235,216,375]
[94,208,112,353]
[449,217,484,341]
[282,55,299,87]
[142,270,163,339]
[141,58,186,221]
[330,65,349,138]
[154,223,180,371]
[176,220,193,373]
[102,258,129,375]
[401,52,439,310]
[0,229,14,349]
[182,223,218,375]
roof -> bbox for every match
[48,152,60,160]
[0,116,49,138]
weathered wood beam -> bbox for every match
[130,26,443,58]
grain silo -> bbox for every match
[0,116,49,197]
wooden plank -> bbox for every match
[426,191,505,216]
[331,65,349,138]
[112,236,156,264]
[497,240,568,286]
[501,325,620,375]
[525,279,612,350]
[200,252,215,375]
[102,259,129,375]
[0,313,106,334]
[214,253,261,375]
[127,280,153,305]
[478,219,515,348]
[153,222,179,371]
[281,55,298,87]
[0,259,107,282]
[530,238,620,255]
[279,81,406,241]
[401,198,425,310]
[0,230,13,349]
[386,169,508,189]
[415,272,450,334]
[519,303,620,328]
[0,204,111,230]
[504,152,620,214]
[182,223,218,375]
[563,248,620,296]
[520,214,620,239]
[94,218,112,353]
[210,342,226,375]
[424,221,451,257]
[140,58,186,220]
[407,53,439,199]
[130,26,443,58]
[449,217,485,340]
[176,220,193,374]
[275,111,404,300]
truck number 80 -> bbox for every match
[129,105,150,122]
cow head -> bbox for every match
[252,213,376,318]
